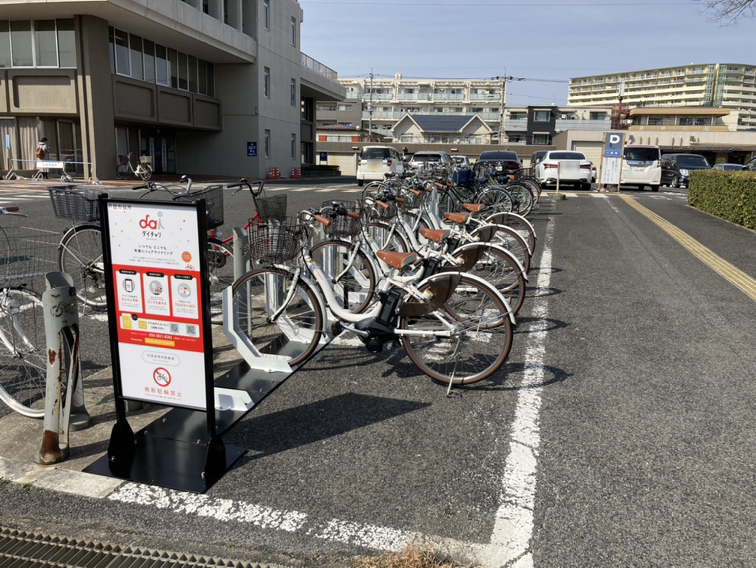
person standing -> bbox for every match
[35,137,49,178]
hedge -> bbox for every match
[688,170,756,230]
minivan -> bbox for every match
[356,146,404,186]
[621,145,662,191]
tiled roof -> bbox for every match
[409,114,477,132]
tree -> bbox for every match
[697,0,756,23]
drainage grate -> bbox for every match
[0,527,276,568]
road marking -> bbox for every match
[618,194,756,301]
[483,214,555,567]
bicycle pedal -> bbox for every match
[331,321,343,336]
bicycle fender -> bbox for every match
[439,242,486,273]
[399,272,462,317]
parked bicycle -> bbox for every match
[116,152,152,181]
[0,206,59,418]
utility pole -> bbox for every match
[367,69,374,143]
[492,71,510,145]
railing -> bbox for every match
[397,93,431,101]
[503,119,528,131]
[470,93,501,101]
[555,119,612,131]
[301,53,338,81]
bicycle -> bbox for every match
[0,206,59,418]
[229,210,515,386]
[116,152,153,181]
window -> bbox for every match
[291,78,296,106]
[291,133,296,159]
[0,22,10,68]
[291,17,296,46]
[264,129,271,158]
[589,111,607,120]
[168,48,178,88]
[143,40,155,83]
[534,110,551,122]
[264,66,270,98]
[129,34,143,80]
[10,21,33,67]
[532,133,551,145]
[263,0,270,30]
[114,28,130,75]
[34,20,57,67]
[178,51,188,90]
[188,55,197,92]
[155,44,168,85]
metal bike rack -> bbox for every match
[36,272,90,465]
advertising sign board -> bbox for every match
[104,200,211,411]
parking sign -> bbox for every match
[604,132,624,157]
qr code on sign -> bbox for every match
[170,323,179,334]
[186,325,197,336]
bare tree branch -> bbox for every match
[696,0,756,24]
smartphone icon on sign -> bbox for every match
[124,278,134,293]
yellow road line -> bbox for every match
[617,194,756,302]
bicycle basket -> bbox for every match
[255,195,288,222]
[48,187,108,222]
[0,214,59,288]
[320,200,363,238]
[248,218,305,264]
[139,155,152,164]
[173,185,224,229]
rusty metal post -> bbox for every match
[36,272,90,465]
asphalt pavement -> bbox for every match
[0,180,753,567]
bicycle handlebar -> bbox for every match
[227,178,264,197]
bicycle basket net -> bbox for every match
[248,217,304,263]
[0,214,59,289]
[173,185,224,229]
[255,195,288,222]
[320,200,363,238]
[48,187,108,222]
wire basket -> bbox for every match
[364,196,398,220]
[320,200,363,238]
[255,195,288,222]
[174,185,224,229]
[515,167,536,179]
[248,218,305,264]
[139,155,152,164]
[49,187,108,222]
[0,214,60,288]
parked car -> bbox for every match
[712,163,744,171]
[621,145,662,191]
[476,150,521,173]
[744,156,756,171]
[451,155,471,168]
[408,151,453,170]
[660,153,711,188]
[356,146,405,186]
[535,150,593,189]
[530,150,547,168]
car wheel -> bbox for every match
[670,177,679,189]
[650,185,660,192]
[580,182,591,191]
[357,179,364,186]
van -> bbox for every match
[621,145,661,191]
[356,146,404,186]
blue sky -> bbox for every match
[299,0,756,106]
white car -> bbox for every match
[536,150,593,190]
[356,146,405,186]
[451,155,471,168]
[408,151,453,170]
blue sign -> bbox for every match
[247,142,257,157]
[604,132,624,157]
[320,152,328,162]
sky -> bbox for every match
[299,0,756,106]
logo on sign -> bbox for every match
[139,214,165,230]
[153,367,171,387]
[609,134,622,144]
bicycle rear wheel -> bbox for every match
[400,274,513,385]
[0,288,47,418]
[116,163,131,180]
[58,224,107,308]
[138,164,153,181]
[207,238,234,324]
[508,183,535,216]
[231,267,323,367]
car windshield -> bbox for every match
[362,148,390,160]
[413,154,442,163]
[676,155,710,168]
[452,156,466,164]
[479,151,518,161]
[549,152,585,160]
[624,148,659,161]
[721,164,742,170]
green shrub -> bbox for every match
[688,170,756,229]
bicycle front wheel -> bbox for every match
[58,224,107,308]
[139,164,153,181]
[310,240,376,314]
[207,238,234,324]
[231,267,323,367]
[0,288,47,418]
[508,183,535,216]
[116,163,131,179]
[400,274,513,385]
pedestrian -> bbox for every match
[35,137,49,179]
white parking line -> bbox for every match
[483,216,555,567]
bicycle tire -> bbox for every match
[473,223,531,274]
[486,211,537,253]
[310,240,376,314]
[365,221,409,253]
[207,238,234,324]
[400,274,513,385]
[476,187,513,213]
[508,182,535,216]
[231,267,323,367]
[0,288,47,418]
[139,164,153,181]
[58,224,107,308]
[448,242,527,316]
[116,163,131,180]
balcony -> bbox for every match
[363,111,406,120]
[398,93,431,101]
[433,93,465,101]
[555,118,612,131]
[300,53,345,101]
[470,93,501,101]
[504,119,528,131]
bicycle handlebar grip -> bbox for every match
[132,185,149,190]
[346,211,361,219]
[4,206,19,212]
[314,214,331,227]
[375,200,390,209]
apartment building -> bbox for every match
[568,63,756,130]
[0,0,344,180]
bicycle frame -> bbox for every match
[0,289,36,356]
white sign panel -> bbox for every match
[107,201,208,411]
[601,157,622,185]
